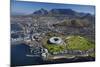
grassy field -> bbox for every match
[66,36,95,51]
[42,34,95,54]
[44,44,66,53]
[42,36,66,53]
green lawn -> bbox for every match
[44,43,66,53]
[43,35,95,53]
[66,36,95,51]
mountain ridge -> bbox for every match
[32,8,94,19]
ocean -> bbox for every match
[11,44,95,66]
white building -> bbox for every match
[49,37,63,45]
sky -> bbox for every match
[11,0,95,15]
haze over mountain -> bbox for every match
[32,8,94,19]
[33,8,48,15]
[33,8,77,15]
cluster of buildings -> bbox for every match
[11,15,94,60]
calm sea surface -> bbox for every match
[11,44,95,66]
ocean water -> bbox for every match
[11,44,95,66]
[11,44,43,66]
